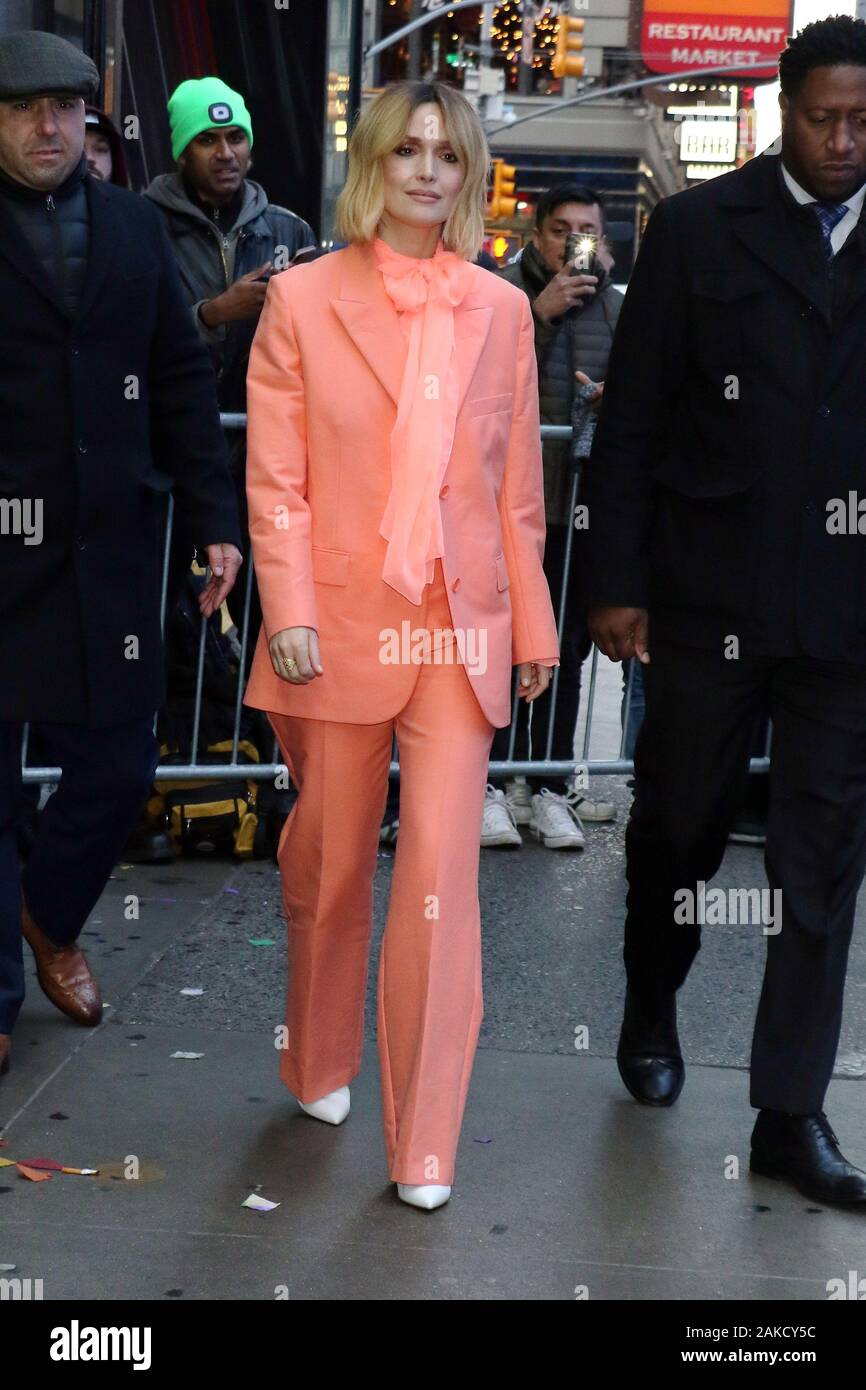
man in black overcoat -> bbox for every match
[0,31,242,1079]
[579,16,866,1205]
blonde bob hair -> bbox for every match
[335,80,489,260]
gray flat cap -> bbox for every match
[0,30,99,101]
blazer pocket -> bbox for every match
[311,547,349,585]
[494,552,510,591]
[467,392,513,418]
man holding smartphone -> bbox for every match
[489,184,621,850]
[146,78,316,648]
[146,78,316,440]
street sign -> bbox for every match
[678,117,738,162]
[640,0,793,78]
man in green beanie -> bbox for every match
[144,74,315,825]
[146,77,315,420]
[145,76,315,640]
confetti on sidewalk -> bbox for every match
[242,1193,280,1212]
[170,1051,204,1060]
[180,988,204,996]
[17,1164,52,1182]
[1,1154,98,1175]
[247,938,275,947]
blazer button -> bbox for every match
[75,534,86,549]
[439,484,450,498]
[817,404,830,417]
[78,440,88,453]
[451,577,461,592]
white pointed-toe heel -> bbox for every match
[296,1085,351,1125]
[396,1183,452,1210]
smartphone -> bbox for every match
[565,231,600,275]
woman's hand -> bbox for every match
[269,626,323,684]
[516,662,553,701]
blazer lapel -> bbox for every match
[729,205,819,304]
[722,154,831,322]
[330,242,408,406]
[329,240,493,411]
[454,302,494,414]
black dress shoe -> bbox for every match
[616,986,684,1106]
[750,1110,866,1206]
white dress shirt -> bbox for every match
[780,162,866,255]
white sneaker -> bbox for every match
[397,1183,452,1210]
[570,794,616,823]
[504,776,533,826]
[529,788,586,850]
[481,784,522,847]
[296,1085,351,1124]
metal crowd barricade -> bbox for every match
[20,414,771,787]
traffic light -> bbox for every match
[487,232,522,265]
[552,15,585,79]
[489,158,517,219]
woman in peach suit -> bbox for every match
[243,80,559,1210]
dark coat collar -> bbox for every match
[707,150,866,321]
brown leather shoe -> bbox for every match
[21,896,102,1026]
[0,1034,9,1076]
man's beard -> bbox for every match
[21,155,77,190]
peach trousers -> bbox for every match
[267,560,496,1185]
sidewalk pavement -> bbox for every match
[3,827,865,1301]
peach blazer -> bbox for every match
[242,240,560,729]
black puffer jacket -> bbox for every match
[145,173,316,415]
[0,154,89,316]
[499,240,621,525]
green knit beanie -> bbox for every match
[167,77,253,162]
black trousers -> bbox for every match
[626,636,866,1113]
[0,716,159,1033]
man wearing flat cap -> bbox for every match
[0,30,243,1081]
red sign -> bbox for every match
[641,0,793,78]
